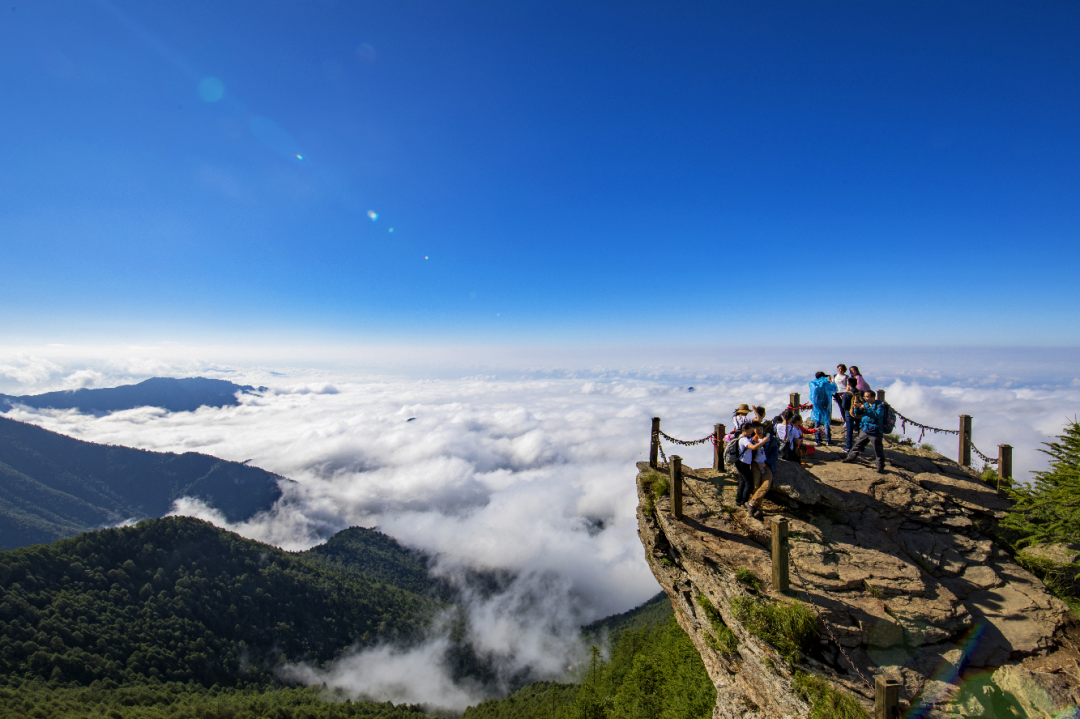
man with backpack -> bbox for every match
[746,422,778,520]
[842,390,895,473]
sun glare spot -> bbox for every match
[295,154,303,160]
[388,227,394,233]
[367,210,378,221]
[197,77,224,102]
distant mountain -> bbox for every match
[0,517,439,687]
[0,376,266,415]
[0,417,285,550]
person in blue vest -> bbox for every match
[809,372,838,446]
[842,390,887,473]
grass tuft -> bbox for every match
[792,670,870,719]
[735,568,764,594]
[730,595,817,663]
[694,593,738,656]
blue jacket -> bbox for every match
[809,376,837,427]
[855,400,886,434]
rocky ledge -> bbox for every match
[636,433,1080,718]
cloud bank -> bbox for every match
[4,352,1079,708]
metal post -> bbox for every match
[670,456,683,519]
[875,676,900,719]
[771,517,789,592]
[650,417,660,469]
[998,444,1013,491]
[959,415,972,467]
[789,392,800,411]
[713,423,725,471]
[877,389,886,402]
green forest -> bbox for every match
[0,517,438,688]
[462,612,715,719]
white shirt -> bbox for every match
[732,413,752,431]
[738,436,755,464]
[776,424,802,448]
[834,373,850,391]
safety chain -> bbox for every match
[655,437,668,466]
[970,441,999,466]
[658,429,716,447]
[787,403,813,412]
[787,546,873,690]
[895,411,959,444]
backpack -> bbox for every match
[765,433,780,465]
[882,403,897,434]
[724,439,740,467]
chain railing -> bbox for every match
[658,429,715,447]
[893,410,959,444]
[970,441,998,466]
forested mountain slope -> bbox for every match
[0,377,264,415]
[0,517,439,688]
[0,417,285,549]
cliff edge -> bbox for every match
[636,435,1080,718]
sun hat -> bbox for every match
[735,404,751,416]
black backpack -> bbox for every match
[881,403,897,434]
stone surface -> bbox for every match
[636,430,1080,719]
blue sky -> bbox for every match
[2,0,1079,347]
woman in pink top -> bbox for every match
[849,366,872,392]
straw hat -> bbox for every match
[735,404,751,416]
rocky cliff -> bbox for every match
[636,433,1080,718]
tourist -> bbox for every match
[843,390,887,473]
[842,376,859,450]
[732,404,753,433]
[833,364,850,417]
[746,422,774,520]
[753,406,767,424]
[776,409,802,462]
[791,416,816,463]
[849,366,872,392]
[809,371,838,446]
[735,424,762,506]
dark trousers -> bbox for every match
[833,392,848,421]
[844,415,857,451]
[735,461,753,505]
[846,431,884,470]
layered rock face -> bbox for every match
[636,435,1080,718]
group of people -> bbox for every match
[724,364,893,520]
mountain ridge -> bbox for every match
[0,416,285,550]
[0,376,265,415]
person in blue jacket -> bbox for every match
[809,372,838,446]
[842,390,887,473]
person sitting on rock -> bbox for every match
[842,390,887,473]
[734,423,761,506]
[746,422,775,520]
[776,409,801,462]
[791,415,816,464]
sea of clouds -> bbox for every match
[2,346,1079,709]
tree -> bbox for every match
[1002,418,1080,548]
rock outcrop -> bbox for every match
[637,432,1080,718]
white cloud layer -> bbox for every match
[3,349,1079,709]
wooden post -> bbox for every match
[998,444,1013,491]
[789,392,800,411]
[875,676,900,719]
[670,456,683,519]
[959,415,972,467]
[649,417,660,469]
[771,517,789,592]
[713,423,725,471]
[876,389,886,402]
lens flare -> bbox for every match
[424,255,429,260]
[367,211,378,221]
[197,77,224,102]
[388,227,394,233]
[356,43,377,65]
[295,154,303,160]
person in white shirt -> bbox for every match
[746,423,774,520]
[832,364,851,425]
[732,404,753,432]
[776,409,802,462]
[735,424,765,506]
